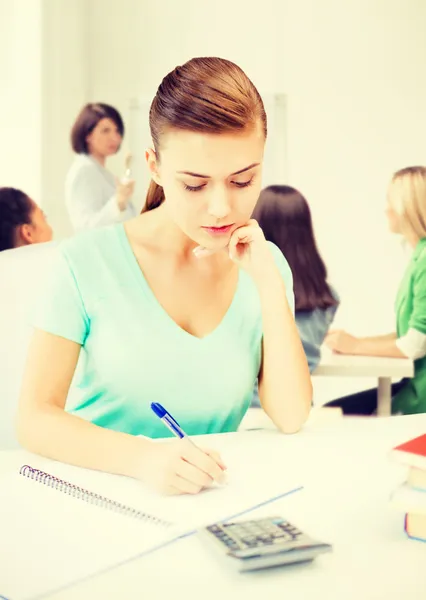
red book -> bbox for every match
[392,434,426,470]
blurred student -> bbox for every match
[0,187,53,252]
[325,166,426,415]
[252,185,338,405]
[65,103,136,231]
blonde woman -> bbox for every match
[325,166,426,415]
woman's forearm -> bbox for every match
[257,274,312,433]
[360,332,397,343]
[17,405,148,479]
[352,335,404,357]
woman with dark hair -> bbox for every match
[18,57,311,495]
[253,185,339,374]
[65,103,136,231]
[0,187,52,251]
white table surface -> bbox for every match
[314,349,414,378]
[2,414,425,600]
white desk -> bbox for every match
[3,415,425,600]
[314,350,414,416]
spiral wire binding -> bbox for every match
[20,465,172,528]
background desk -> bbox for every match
[314,351,414,416]
[3,414,424,600]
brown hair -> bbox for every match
[252,185,337,312]
[70,103,124,154]
[142,57,267,213]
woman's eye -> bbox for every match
[232,177,254,188]
[183,176,254,192]
[184,183,206,192]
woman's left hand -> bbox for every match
[325,330,359,354]
[228,219,277,283]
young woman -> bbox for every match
[65,103,136,231]
[0,187,52,251]
[253,185,339,371]
[325,166,426,415]
[17,57,312,495]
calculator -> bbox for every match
[198,516,332,572]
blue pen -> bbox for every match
[151,402,228,482]
[150,402,196,444]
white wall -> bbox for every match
[89,0,426,336]
[2,0,424,336]
[41,0,90,239]
[0,0,42,199]
[0,0,89,239]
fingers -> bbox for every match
[181,443,227,484]
[176,458,214,489]
[204,449,227,471]
[117,180,135,195]
[170,474,204,495]
[164,484,183,496]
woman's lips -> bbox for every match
[201,224,234,236]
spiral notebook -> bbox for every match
[0,433,301,600]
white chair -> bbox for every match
[0,242,57,449]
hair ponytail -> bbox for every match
[142,180,165,213]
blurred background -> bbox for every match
[1,0,425,335]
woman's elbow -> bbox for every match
[266,392,312,435]
[275,405,311,434]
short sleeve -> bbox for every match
[31,249,90,345]
[267,242,295,314]
[409,258,426,333]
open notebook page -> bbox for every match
[0,431,301,600]
[15,431,301,527]
[0,471,176,600]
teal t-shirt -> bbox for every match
[33,224,294,438]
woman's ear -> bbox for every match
[17,223,33,245]
[145,148,162,186]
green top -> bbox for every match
[393,238,426,414]
[31,224,294,437]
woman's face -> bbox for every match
[29,201,53,243]
[147,125,265,251]
[86,118,122,158]
[18,200,53,246]
[386,184,402,234]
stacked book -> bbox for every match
[390,433,426,542]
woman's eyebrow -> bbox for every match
[176,162,260,179]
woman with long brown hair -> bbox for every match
[250,185,339,407]
[17,57,311,495]
[253,185,339,372]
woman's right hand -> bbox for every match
[116,179,135,211]
[137,439,227,495]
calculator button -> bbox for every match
[243,541,258,548]
[208,525,221,533]
[257,535,273,543]
[242,535,257,543]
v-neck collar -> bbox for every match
[116,223,241,342]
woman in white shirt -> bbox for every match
[65,103,136,231]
